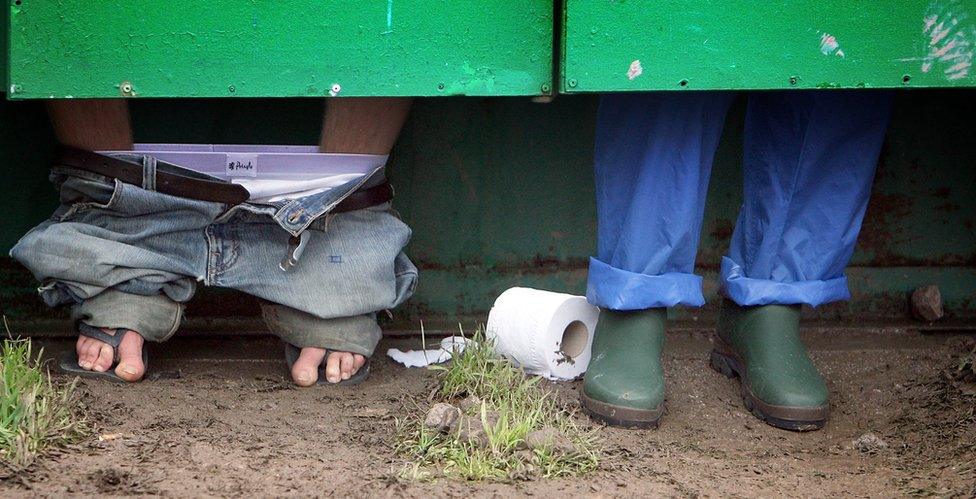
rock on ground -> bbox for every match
[458,395,483,411]
[911,285,944,322]
[524,427,577,455]
[452,410,500,448]
[424,403,460,432]
[853,433,888,454]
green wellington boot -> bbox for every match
[581,308,666,428]
[710,299,829,431]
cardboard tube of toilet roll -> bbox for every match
[486,287,599,380]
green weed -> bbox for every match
[395,326,599,481]
[0,321,89,470]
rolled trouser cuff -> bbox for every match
[719,257,851,307]
[586,257,705,310]
[71,289,184,343]
[260,302,381,356]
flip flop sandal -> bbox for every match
[59,323,148,383]
[283,343,371,386]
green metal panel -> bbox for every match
[7,1,553,99]
[562,0,976,92]
[1,93,975,330]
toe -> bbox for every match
[353,354,366,371]
[76,337,93,369]
[325,352,344,384]
[93,343,115,372]
[80,339,101,370]
[291,347,327,387]
[114,330,146,382]
[339,353,354,380]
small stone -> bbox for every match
[354,407,390,418]
[911,285,944,322]
[423,403,459,432]
[481,410,501,431]
[507,455,538,481]
[515,449,535,462]
[458,395,483,411]
[97,433,124,442]
[147,369,183,381]
[454,418,490,447]
[451,409,499,431]
[524,427,577,455]
[853,432,888,454]
[452,410,501,448]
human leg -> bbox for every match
[582,92,733,427]
[43,100,149,379]
[712,90,893,430]
[47,100,133,151]
[263,97,413,385]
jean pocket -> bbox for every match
[56,175,124,221]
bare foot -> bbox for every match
[75,328,146,382]
[289,347,366,386]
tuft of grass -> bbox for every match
[0,325,89,470]
[395,327,600,481]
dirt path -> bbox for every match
[3,327,974,497]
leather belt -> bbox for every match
[56,146,393,212]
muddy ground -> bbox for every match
[2,325,974,498]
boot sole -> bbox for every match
[580,392,664,429]
[709,338,828,432]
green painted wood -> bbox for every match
[562,0,976,92]
[7,1,553,99]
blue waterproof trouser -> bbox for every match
[587,91,893,310]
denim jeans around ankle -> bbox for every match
[10,153,418,356]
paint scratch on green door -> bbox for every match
[562,0,976,92]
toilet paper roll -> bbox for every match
[486,287,600,381]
